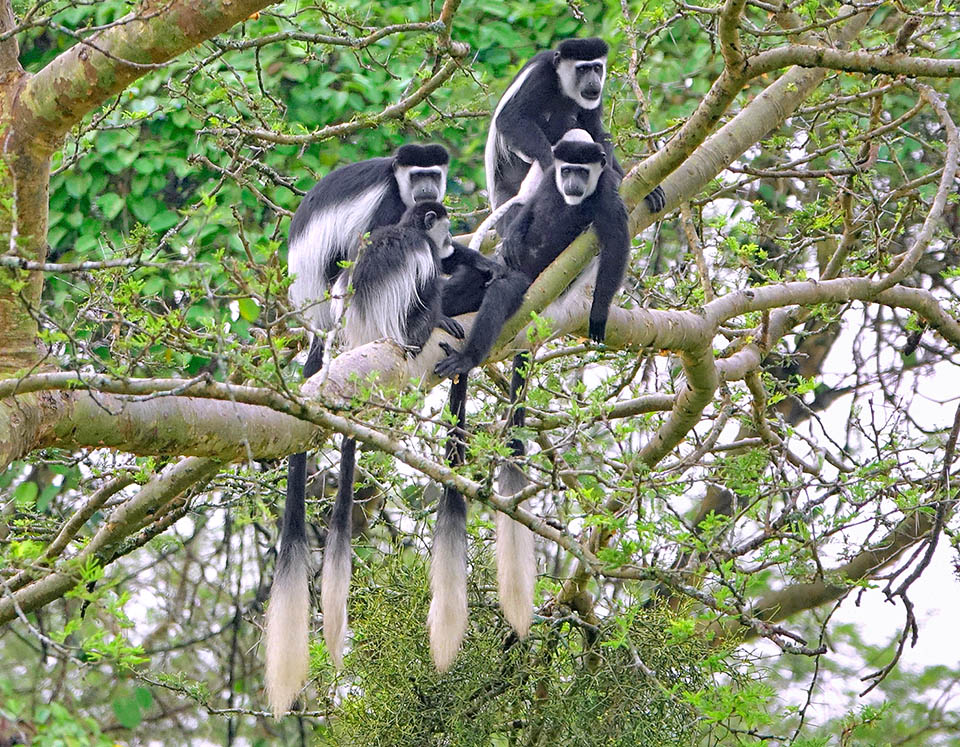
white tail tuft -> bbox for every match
[321,531,351,669]
[265,543,310,719]
[427,517,468,671]
[496,463,536,638]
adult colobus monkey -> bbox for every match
[473,37,664,246]
[433,130,642,657]
[268,143,486,716]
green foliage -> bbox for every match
[319,552,724,746]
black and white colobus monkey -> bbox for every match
[268,142,497,715]
[267,200,499,715]
[431,130,636,656]
[320,202,474,678]
[483,37,665,232]
[267,145,449,717]
[439,131,631,376]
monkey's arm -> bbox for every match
[443,241,506,283]
[495,77,556,172]
[435,268,530,378]
[588,179,631,344]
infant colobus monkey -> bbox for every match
[321,202,470,673]
[431,130,632,656]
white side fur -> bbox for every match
[427,519,468,671]
[485,64,537,208]
[495,463,536,637]
[344,242,436,349]
[468,161,545,252]
[288,181,391,331]
[555,58,606,110]
[264,543,310,718]
[321,534,351,669]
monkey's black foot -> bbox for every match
[435,342,475,378]
[439,316,465,340]
[643,185,666,213]
[588,315,607,344]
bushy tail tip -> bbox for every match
[321,526,352,669]
[427,506,468,671]
[265,541,310,719]
[496,464,535,638]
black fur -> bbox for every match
[436,157,629,378]
[395,143,449,167]
[556,37,610,61]
[553,140,606,165]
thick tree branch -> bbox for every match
[19,0,274,144]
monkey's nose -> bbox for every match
[413,185,440,202]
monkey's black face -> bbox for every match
[554,160,603,205]
[560,165,589,197]
[411,171,443,202]
[556,57,607,110]
[576,62,604,101]
[396,164,448,207]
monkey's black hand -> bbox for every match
[481,259,509,287]
[588,310,608,344]
[439,316,465,340]
[435,342,475,378]
[643,185,666,214]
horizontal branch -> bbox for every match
[749,44,960,80]
[204,55,465,145]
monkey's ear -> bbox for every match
[600,154,607,169]
[424,211,438,229]
[553,50,561,67]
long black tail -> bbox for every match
[265,337,325,717]
[428,376,469,671]
[496,352,536,638]
[322,435,355,669]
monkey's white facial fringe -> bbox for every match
[321,529,352,670]
[265,542,310,719]
[427,519,468,672]
[556,59,606,110]
[496,463,536,638]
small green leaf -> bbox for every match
[112,695,142,729]
[13,481,38,508]
[97,192,124,220]
[237,297,260,322]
